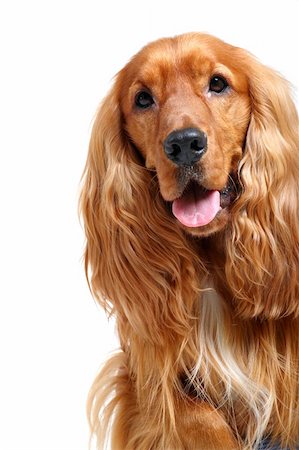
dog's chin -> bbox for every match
[165,179,237,237]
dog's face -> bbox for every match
[119,34,251,236]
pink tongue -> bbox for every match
[172,189,221,227]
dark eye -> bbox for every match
[209,76,229,93]
[135,91,155,109]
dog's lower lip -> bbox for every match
[219,181,236,208]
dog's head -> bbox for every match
[81,33,299,320]
[120,33,251,237]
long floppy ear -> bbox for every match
[226,55,299,319]
[80,76,201,344]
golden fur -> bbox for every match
[80,33,299,449]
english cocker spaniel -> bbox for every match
[80,33,299,450]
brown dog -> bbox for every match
[80,33,299,449]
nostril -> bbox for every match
[190,139,201,151]
[171,143,181,156]
[190,134,207,152]
[165,143,181,157]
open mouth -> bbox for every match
[172,180,236,228]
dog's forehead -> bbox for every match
[126,34,237,88]
[141,41,212,76]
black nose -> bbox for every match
[163,128,207,166]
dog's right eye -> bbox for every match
[209,76,229,94]
[135,91,155,109]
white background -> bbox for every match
[0,1,298,449]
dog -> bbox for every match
[80,33,299,449]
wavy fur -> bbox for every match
[80,33,299,449]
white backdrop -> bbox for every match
[0,1,298,449]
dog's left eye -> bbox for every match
[135,91,155,109]
[209,76,229,93]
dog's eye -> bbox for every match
[209,76,229,93]
[135,91,155,109]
